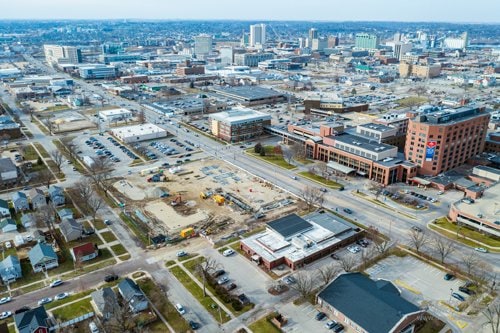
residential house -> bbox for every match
[11,192,29,212]
[57,208,73,221]
[59,218,83,242]
[21,213,35,228]
[0,199,11,218]
[0,218,17,233]
[28,188,46,210]
[28,243,58,273]
[118,278,149,313]
[33,230,46,243]
[91,287,120,320]
[47,186,65,206]
[0,157,18,185]
[14,306,50,333]
[70,243,98,262]
[317,273,425,333]
[0,255,22,283]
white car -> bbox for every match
[222,249,235,257]
[175,303,186,315]
[474,247,488,253]
[4,242,11,249]
[347,246,361,254]
[50,279,63,288]
[0,311,12,320]
[38,297,53,306]
[0,297,11,305]
[55,292,69,300]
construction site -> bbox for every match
[110,158,298,246]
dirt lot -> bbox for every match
[112,158,297,236]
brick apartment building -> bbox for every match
[404,106,490,176]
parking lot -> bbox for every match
[279,302,335,333]
[76,134,139,165]
[365,256,467,307]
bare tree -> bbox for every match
[290,142,305,161]
[461,252,479,276]
[35,203,57,240]
[289,271,314,300]
[38,168,54,188]
[374,240,391,254]
[86,158,113,194]
[194,257,221,297]
[50,150,64,173]
[432,236,456,263]
[87,194,104,222]
[338,254,357,272]
[74,181,94,200]
[300,186,325,212]
[316,161,329,179]
[317,264,341,287]
[282,145,294,164]
[474,261,493,285]
[43,117,54,135]
[368,181,384,200]
[101,298,145,333]
[138,110,146,124]
[408,229,428,253]
[482,300,500,333]
[410,85,427,97]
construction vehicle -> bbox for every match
[140,166,160,176]
[213,194,225,206]
[200,191,213,199]
[147,173,168,182]
[171,193,183,206]
[180,227,195,238]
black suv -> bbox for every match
[104,274,119,282]
[459,286,475,295]
[212,269,225,278]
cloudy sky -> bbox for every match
[1,0,498,23]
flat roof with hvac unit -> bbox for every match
[267,214,313,239]
[111,123,167,143]
[211,86,285,103]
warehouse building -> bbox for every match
[211,86,285,106]
[111,123,167,143]
[99,108,133,123]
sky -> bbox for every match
[0,0,499,23]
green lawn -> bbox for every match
[165,260,176,267]
[93,219,107,230]
[9,261,45,290]
[246,146,295,170]
[137,278,190,333]
[66,233,103,248]
[110,244,128,256]
[169,266,230,323]
[249,313,282,333]
[48,248,113,277]
[23,145,39,160]
[119,213,149,247]
[52,298,93,321]
[178,253,199,262]
[298,171,344,189]
[430,217,500,250]
[100,231,118,243]
[45,290,95,310]
[33,143,50,158]
[394,96,428,109]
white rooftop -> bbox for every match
[209,107,271,125]
[99,108,132,116]
[112,123,166,138]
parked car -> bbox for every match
[459,286,475,295]
[474,247,488,253]
[175,303,186,315]
[356,239,369,248]
[225,283,237,291]
[411,226,422,232]
[4,241,11,249]
[282,276,295,285]
[444,273,455,281]
[343,208,353,214]
[347,245,361,254]
[222,249,235,257]
[0,311,12,320]
[38,297,52,305]
[217,276,229,285]
[325,320,337,329]
[104,274,119,282]
[0,297,11,305]
[104,219,112,225]
[188,320,200,330]
[330,253,340,260]
[55,293,69,300]
[333,323,345,332]
[50,279,63,288]
[315,311,327,321]
[237,293,250,305]
[212,269,225,278]
[451,293,465,302]
[176,250,188,257]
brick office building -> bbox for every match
[209,107,271,142]
[404,106,490,176]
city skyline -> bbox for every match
[1,0,499,23]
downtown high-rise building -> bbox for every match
[43,44,82,66]
[194,34,213,58]
[354,33,379,50]
[249,24,266,47]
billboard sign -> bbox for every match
[425,141,437,161]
